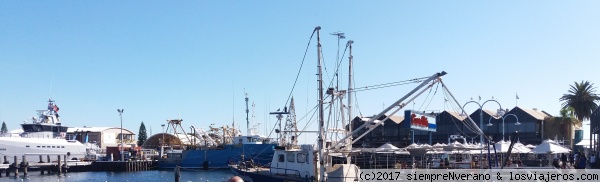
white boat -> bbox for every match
[0,99,88,163]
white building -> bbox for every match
[67,127,136,149]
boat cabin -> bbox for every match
[269,144,315,179]
[233,135,265,144]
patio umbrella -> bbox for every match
[375,143,400,153]
[525,144,536,149]
[531,140,571,154]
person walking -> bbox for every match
[575,154,587,169]
[561,153,568,169]
[570,153,575,167]
[590,153,596,169]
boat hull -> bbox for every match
[0,137,87,163]
[157,143,276,169]
[230,165,311,182]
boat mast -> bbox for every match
[316,26,326,182]
[245,92,250,136]
[346,40,354,162]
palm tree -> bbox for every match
[548,107,580,147]
[559,81,600,121]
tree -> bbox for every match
[547,107,580,147]
[1,121,7,133]
[137,121,148,146]
[560,80,600,121]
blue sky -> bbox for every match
[1,1,599,144]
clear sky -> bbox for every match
[1,1,599,144]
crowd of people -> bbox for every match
[553,152,596,169]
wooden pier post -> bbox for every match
[3,156,8,164]
[57,155,62,175]
[13,156,18,177]
[174,165,181,182]
[63,155,68,173]
[39,155,44,163]
[22,156,28,176]
[47,155,50,163]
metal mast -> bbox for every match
[346,40,354,161]
[315,26,326,182]
[245,92,250,135]
[284,98,298,148]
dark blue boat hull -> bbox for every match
[158,143,276,169]
[230,165,313,182]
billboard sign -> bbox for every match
[403,110,436,132]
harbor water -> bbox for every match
[1,169,234,182]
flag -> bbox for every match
[53,104,59,112]
[516,93,519,99]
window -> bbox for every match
[26,145,30,148]
[37,146,40,148]
[52,146,55,148]
[278,154,285,162]
[61,146,65,148]
[297,153,306,163]
[287,152,295,163]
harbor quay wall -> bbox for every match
[0,155,156,177]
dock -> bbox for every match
[0,155,155,178]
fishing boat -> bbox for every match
[230,26,450,182]
[0,99,89,163]
[156,94,277,169]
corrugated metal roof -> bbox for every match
[518,107,551,120]
[446,111,466,121]
[67,127,135,134]
[67,127,111,133]
[388,115,405,124]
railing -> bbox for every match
[116,139,136,144]
[268,167,302,179]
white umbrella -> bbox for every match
[525,144,536,149]
[406,143,421,149]
[375,143,400,153]
[443,141,466,151]
[531,140,572,154]
[512,142,532,154]
[491,140,511,153]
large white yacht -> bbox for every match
[0,99,87,163]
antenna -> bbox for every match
[331,31,346,91]
[232,80,235,131]
[245,90,250,136]
[49,74,54,97]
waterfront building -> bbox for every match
[590,107,600,152]
[67,127,136,149]
[349,106,574,148]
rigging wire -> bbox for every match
[422,83,440,111]
[352,69,363,117]
[443,90,479,138]
[353,77,428,92]
[326,42,350,89]
[417,83,435,112]
[442,87,483,137]
[283,29,316,109]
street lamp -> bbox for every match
[461,99,502,169]
[487,113,521,141]
[461,100,502,145]
[117,109,124,161]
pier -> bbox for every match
[0,155,155,178]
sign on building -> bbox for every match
[403,110,437,132]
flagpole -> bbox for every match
[516,92,519,107]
